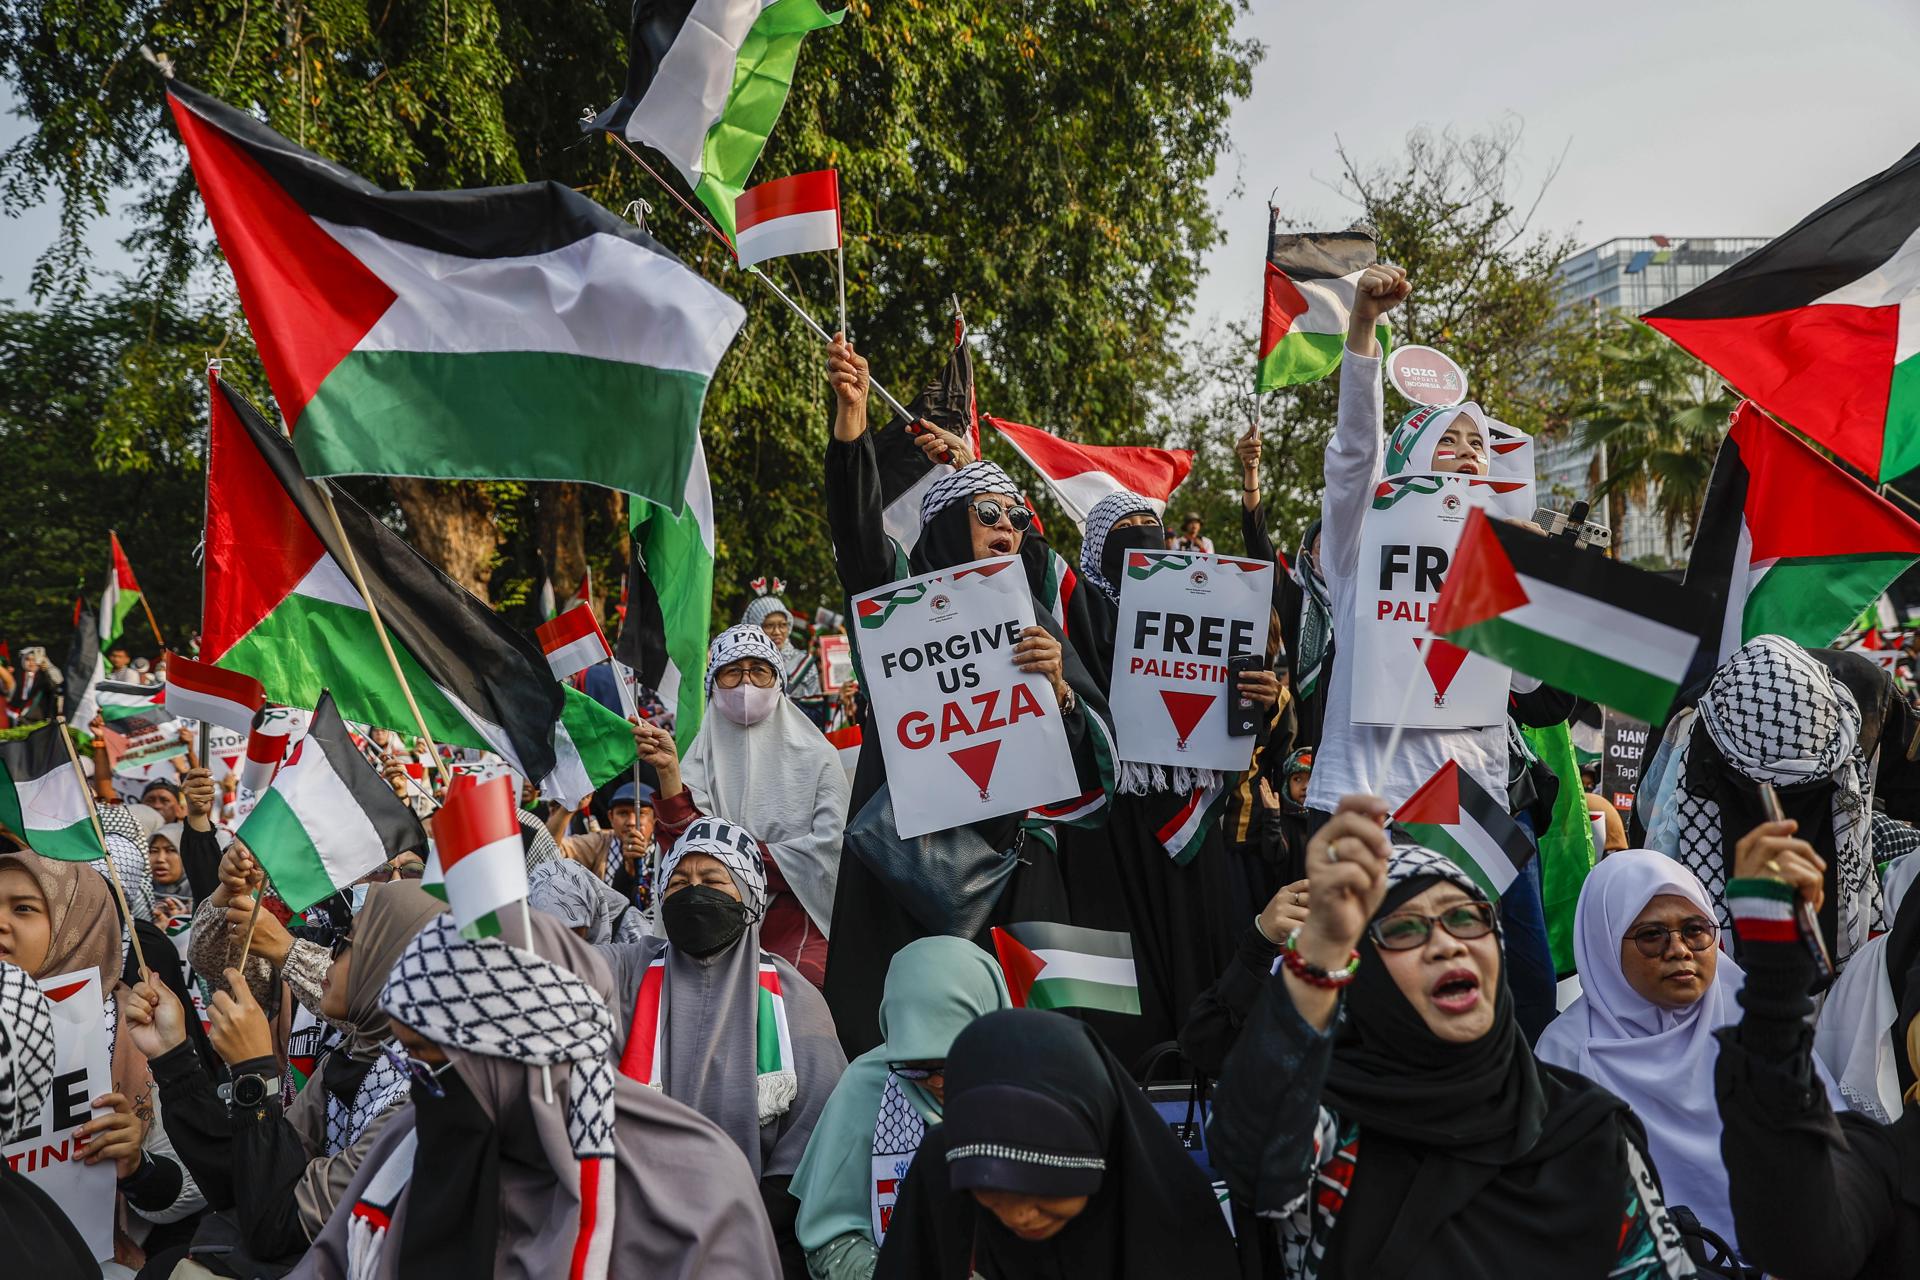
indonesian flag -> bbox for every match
[1643,143,1920,483]
[825,723,861,783]
[239,710,293,798]
[987,415,1193,528]
[161,652,265,734]
[538,604,613,681]
[1258,215,1389,391]
[735,170,841,268]
[423,774,526,939]
[102,531,144,647]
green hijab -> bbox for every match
[791,937,1010,1253]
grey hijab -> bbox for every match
[529,858,644,944]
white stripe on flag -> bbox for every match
[1284,270,1365,338]
[16,770,91,832]
[275,744,390,887]
[623,0,781,177]
[1506,573,1698,682]
[1032,949,1136,988]
[736,209,840,267]
[544,634,608,681]
[1449,818,1521,897]
[290,553,367,611]
[164,685,259,734]
[444,833,527,927]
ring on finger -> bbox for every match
[1326,838,1341,865]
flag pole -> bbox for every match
[602,133,911,421]
[54,717,149,979]
[314,483,454,788]
[1376,649,1429,785]
[140,595,168,652]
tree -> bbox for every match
[0,1,1263,627]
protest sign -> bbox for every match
[818,634,853,693]
[1351,475,1516,727]
[205,723,247,777]
[1108,550,1274,771]
[1387,344,1468,407]
[1,969,116,1261]
[1601,711,1651,813]
[853,557,1077,839]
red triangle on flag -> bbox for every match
[948,740,1002,796]
[1417,637,1472,698]
[1430,509,1529,635]
[990,926,1046,1008]
[1394,759,1463,826]
[1729,401,1920,561]
[1160,689,1216,745]
[42,978,90,1004]
[110,531,142,592]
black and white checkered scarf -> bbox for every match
[0,962,56,1146]
[1078,490,1159,602]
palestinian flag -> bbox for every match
[875,315,980,552]
[1258,216,1389,391]
[1393,760,1534,903]
[160,653,265,734]
[1684,402,1920,667]
[1642,142,1920,483]
[538,604,613,682]
[854,581,928,630]
[420,774,524,938]
[1431,508,1714,724]
[202,374,635,805]
[167,79,745,511]
[587,0,845,241]
[102,532,144,647]
[616,441,715,752]
[61,601,103,730]
[991,923,1140,1015]
[0,722,104,861]
[619,957,796,1109]
[238,693,426,913]
[987,415,1193,527]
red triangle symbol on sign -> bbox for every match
[949,740,1002,796]
[1160,690,1216,745]
[1416,637,1471,698]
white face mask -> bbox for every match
[713,682,780,727]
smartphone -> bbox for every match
[1756,781,1835,982]
[1226,654,1264,737]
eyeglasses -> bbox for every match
[1369,901,1497,951]
[1626,918,1719,959]
[888,1062,943,1082]
[714,662,779,689]
[386,1044,457,1098]
[969,499,1035,534]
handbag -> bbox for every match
[842,784,1020,937]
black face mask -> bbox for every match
[1101,522,1166,585]
[662,885,751,956]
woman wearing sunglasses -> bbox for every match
[1208,797,1696,1280]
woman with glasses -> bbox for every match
[1208,798,1696,1280]
[744,583,824,698]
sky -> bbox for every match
[5,1,1920,322]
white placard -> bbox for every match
[1108,550,1275,771]
[853,557,1078,839]
[1,969,116,1262]
[1351,474,1513,727]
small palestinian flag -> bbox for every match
[94,681,186,768]
[616,442,715,752]
[102,531,144,647]
[1642,143,1920,483]
[538,603,613,682]
[735,169,841,268]
[421,774,524,939]
[238,692,427,913]
[0,722,104,861]
[619,955,796,1114]
[1430,508,1714,724]
[161,653,265,734]
[855,581,929,630]
[61,600,103,729]
[587,0,845,241]
[1257,216,1389,391]
[1393,760,1533,902]
[988,415,1193,528]
[991,923,1140,1015]
[874,313,981,552]
[167,79,744,510]
[1684,402,1920,668]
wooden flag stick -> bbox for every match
[233,889,266,973]
[837,237,849,343]
[140,595,167,651]
[315,483,453,787]
[54,717,149,979]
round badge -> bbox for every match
[1386,345,1469,407]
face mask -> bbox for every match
[662,885,750,956]
[713,682,780,727]
[1101,523,1165,585]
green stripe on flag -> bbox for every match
[633,496,712,754]
[1881,353,1920,482]
[1444,616,1680,724]
[1524,723,1595,974]
[241,788,339,912]
[1028,977,1141,1016]
[1745,553,1917,648]
[1255,326,1389,392]
[755,984,781,1072]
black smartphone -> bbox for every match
[1756,781,1835,982]
[1226,654,1264,737]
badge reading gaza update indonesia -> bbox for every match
[1386,344,1469,408]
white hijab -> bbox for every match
[1815,849,1920,1122]
[1536,850,1751,1248]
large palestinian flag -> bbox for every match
[1643,143,1920,482]
[1394,760,1534,903]
[1258,215,1389,391]
[202,374,635,804]
[987,416,1193,528]
[1685,402,1920,667]
[0,722,104,862]
[1431,508,1715,724]
[587,0,845,241]
[166,79,744,511]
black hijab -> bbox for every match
[1316,861,1632,1279]
[396,1066,502,1280]
[875,1009,1238,1280]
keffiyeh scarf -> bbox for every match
[1078,490,1159,602]
[918,461,1021,527]
[1292,523,1332,701]
[870,1072,927,1246]
[704,624,788,697]
[0,963,56,1145]
[328,1048,411,1154]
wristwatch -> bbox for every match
[219,1072,281,1108]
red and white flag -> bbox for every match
[161,652,265,733]
[537,603,612,681]
[735,169,841,269]
[239,715,290,796]
[987,415,1193,527]
[425,774,526,938]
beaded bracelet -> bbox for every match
[1280,928,1360,989]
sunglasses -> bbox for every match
[1626,918,1718,959]
[386,1044,458,1098]
[969,499,1034,534]
[1369,901,1497,951]
[888,1062,944,1082]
